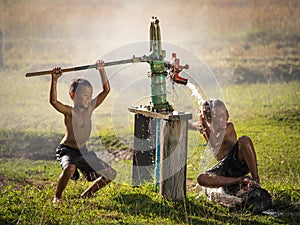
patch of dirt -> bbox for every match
[0,175,27,190]
[0,175,9,189]
[25,178,51,189]
[95,149,133,163]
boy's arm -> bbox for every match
[202,118,236,149]
[91,60,110,109]
[200,113,225,147]
[49,67,72,115]
[199,115,210,143]
[188,121,201,130]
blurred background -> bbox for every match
[0,0,299,160]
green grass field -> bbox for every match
[0,81,299,225]
[1,0,300,224]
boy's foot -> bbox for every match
[80,176,109,198]
[52,197,63,204]
[243,176,260,189]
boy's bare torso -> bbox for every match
[60,107,93,149]
[207,122,238,161]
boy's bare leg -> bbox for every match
[198,136,260,188]
[80,176,111,198]
[237,136,260,182]
[53,164,76,203]
[197,172,243,188]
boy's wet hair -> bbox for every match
[69,78,92,94]
[201,99,227,121]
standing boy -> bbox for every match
[50,60,116,203]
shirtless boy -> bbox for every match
[50,60,116,203]
[191,99,260,191]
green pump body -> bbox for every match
[149,16,173,112]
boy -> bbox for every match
[50,60,116,204]
[191,99,260,192]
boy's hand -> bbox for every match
[199,108,209,125]
[51,67,62,80]
[96,60,105,70]
[243,176,261,189]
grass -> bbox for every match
[1,0,300,224]
[0,159,297,225]
[0,82,299,224]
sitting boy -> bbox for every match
[191,99,260,191]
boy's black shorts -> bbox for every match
[207,142,249,178]
[56,144,115,181]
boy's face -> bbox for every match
[211,106,228,130]
[71,85,93,108]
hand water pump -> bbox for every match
[25,16,189,112]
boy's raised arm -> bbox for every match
[49,67,71,115]
[92,60,110,109]
[200,112,225,148]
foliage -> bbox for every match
[1,0,300,83]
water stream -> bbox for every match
[186,81,205,106]
[185,81,217,170]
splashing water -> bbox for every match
[186,82,205,106]
[185,82,217,172]
[198,146,216,170]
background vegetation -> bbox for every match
[0,0,299,224]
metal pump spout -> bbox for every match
[168,53,189,85]
[172,72,188,85]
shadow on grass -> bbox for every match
[113,192,273,224]
[0,129,132,161]
[0,130,61,160]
